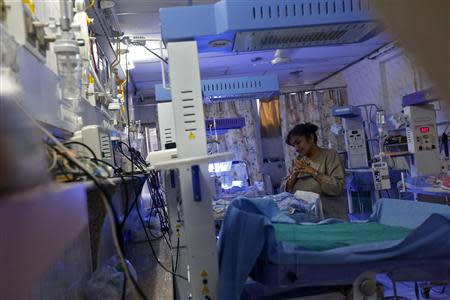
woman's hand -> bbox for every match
[294,159,316,176]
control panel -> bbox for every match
[347,129,366,153]
[372,162,391,190]
[343,117,369,169]
[403,104,442,176]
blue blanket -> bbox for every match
[217,197,450,300]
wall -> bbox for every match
[316,46,450,126]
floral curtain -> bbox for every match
[204,99,263,184]
[279,88,348,170]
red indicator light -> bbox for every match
[420,127,430,133]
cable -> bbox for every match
[124,48,132,147]
[121,171,187,280]
[174,237,180,272]
[134,195,188,281]
[121,276,127,300]
[47,144,149,300]
[64,141,98,160]
[90,158,133,228]
[47,147,58,171]
[86,0,95,10]
[12,101,149,300]
[140,44,168,64]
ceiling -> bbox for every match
[111,0,392,97]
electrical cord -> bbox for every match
[46,144,150,300]
[119,166,187,281]
[47,146,58,171]
[90,158,136,230]
[113,143,183,280]
[133,194,188,281]
[111,61,184,281]
[64,141,98,160]
[140,44,168,64]
[12,100,150,300]
[121,277,127,300]
[174,237,180,272]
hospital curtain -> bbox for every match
[204,99,263,184]
[279,88,348,170]
[259,98,281,138]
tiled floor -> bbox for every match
[126,237,174,300]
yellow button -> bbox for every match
[188,132,195,140]
[202,286,209,295]
[200,270,208,278]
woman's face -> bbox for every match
[289,134,314,156]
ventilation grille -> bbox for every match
[179,89,199,134]
[206,92,279,102]
[100,133,112,159]
[205,118,246,130]
[202,78,262,93]
[234,22,378,51]
[250,0,372,21]
[163,128,174,143]
[155,76,279,102]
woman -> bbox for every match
[281,123,347,219]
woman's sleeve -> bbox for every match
[320,150,346,196]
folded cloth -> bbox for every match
[294,190,320,204]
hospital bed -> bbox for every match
[217,197,450,299]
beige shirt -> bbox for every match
[281,148,348,219]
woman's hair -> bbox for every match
[285,123,319,145]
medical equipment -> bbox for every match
[155,75,271,150]
[403,104,441,176]
[71,125,114,165]
[402,88,440,106]
[332,105,369,169]
[371,110,391,191]
[3,0,48,60]
[150,41,233,300]
[160,0,380,52]
[155,75,279,102]
[372,161,391,190]
[157,102,177,150]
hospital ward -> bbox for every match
[1,0,450,299]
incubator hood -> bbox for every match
[160,0,381,52]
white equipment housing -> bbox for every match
[343,117,369,169]
[404,104,441,176]
[71,125,113,165]
[150,41,233,300]
[157,102,177,150]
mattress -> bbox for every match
[273,222,411,251]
